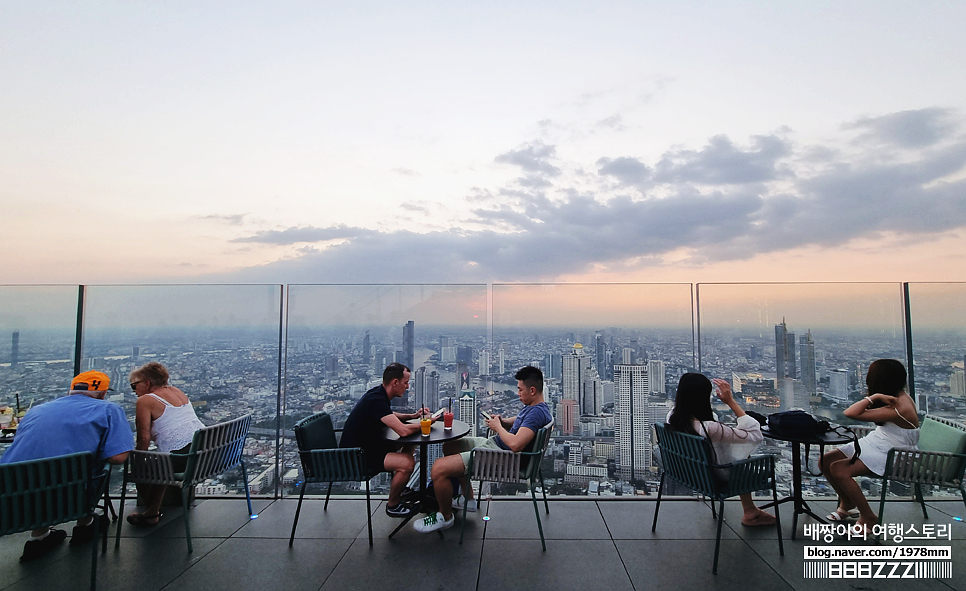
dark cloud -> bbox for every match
[494,142,561,177]
[216,108,966,283]
[653,134,792,185]
[597,156,651,187]
[844,108,956,148]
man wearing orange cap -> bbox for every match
[1,370,133,561]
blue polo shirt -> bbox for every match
[0,394,133,465]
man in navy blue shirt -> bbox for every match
[1,371,133,561]
[414,365,552,533]
[340,363,429,518]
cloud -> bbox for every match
[217,108,966,283]
[494,142,561,177]
[844,108,957,148]
[199,213,248,225]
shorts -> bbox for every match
[451,436,504,471]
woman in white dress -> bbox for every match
[667,373,776,526]
[127,362,205,526]
[821,359,919,532]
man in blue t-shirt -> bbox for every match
[413,365,552,534]
[1,371,133,561]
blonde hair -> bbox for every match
[131,362,169,388]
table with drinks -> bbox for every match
[382,411,470,538]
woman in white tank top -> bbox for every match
[127,362,205,527]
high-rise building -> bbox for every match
[458,393,477,437]
[595,333,605,373]
[829,369,850,404]
[362,331,371,366]
[457,345,474,367]
[647,360,665,395]
[132,345,140,359]
[10,331,19,367]
[479,350,489,376]
[498,347,506,374]
[562,343,591,403]
[614,364,650,482]
[413,366,426,408]
[558,398,578,435]
[542,352,561,380]
[799,330,816,395]
[775,319,797,378]
[402,321,415,371]
[580,369,602,416]
[950,370,965,399]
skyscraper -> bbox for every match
[413,366,426,408]
[542,352,561,380]
[829,369,850,404]
[614,363,650,482]
[10,331,19,367]
[558,398,578,435]
[580,369,602,416]
[647,360,665,395]
[799,330,816,395]
[362,331,371,366]
[775,319,797,378]
[479,349,489,375]
[458,393,477,437]
[562,343,591,403]
[594,333,605,373]
[402,320,414,371]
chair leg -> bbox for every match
[240,460,254,517]
[114,467,128,549]
[712,499,724,575]
[539,469,549,514]
[530,484,546,551]
[914,484,928,519]
[182,486,193,553]
[878,477,888,539]
[90,508,99,591]
[365,480,373,547]
[651,472,665,532]
[324,482,334,511]
[289,481,307,547]
[710,496,717,520]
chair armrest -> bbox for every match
[715,454,775,497]
[886,448,966,485]
[127,450,181,485]
[299,447,369,481]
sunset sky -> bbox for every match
[3,2,965,285]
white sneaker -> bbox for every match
[413,512,455,534]
[453,495,477,513]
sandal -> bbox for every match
[826,509,859,522]
[126,512,162,527]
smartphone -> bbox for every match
[431,408,445,419]
[480,410,493,421]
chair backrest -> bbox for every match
[184,414,252,485]
[294,413,339,452]
[653,423,718,497]
[918,415,966,482]
[0,452,93,536]
[520,420,554,480]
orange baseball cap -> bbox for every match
[70,370,112,392]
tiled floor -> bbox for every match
[2,497,964,591]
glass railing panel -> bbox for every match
[284,284,487,497]
[696,282,906,499]
[0,286,80,451]
[906,282,966,502]
[82,285,283,497]
[491,283,695,497]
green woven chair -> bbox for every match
[877,415,966,525]
[115,414,254,553]
[652,423,783,574]
[459,421,554,550]
[289,412,380,547]
[0,452,108,591]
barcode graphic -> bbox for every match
[804,561,952,578]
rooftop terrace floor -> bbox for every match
[2,497,964,591]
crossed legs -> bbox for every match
[821,448,877,529]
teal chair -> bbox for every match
[289,412,380,547]
[0,452,108,591]
[115,414,253,553]
[877,415,966,525]
[459,421,554,550]
[652,423,783,574]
